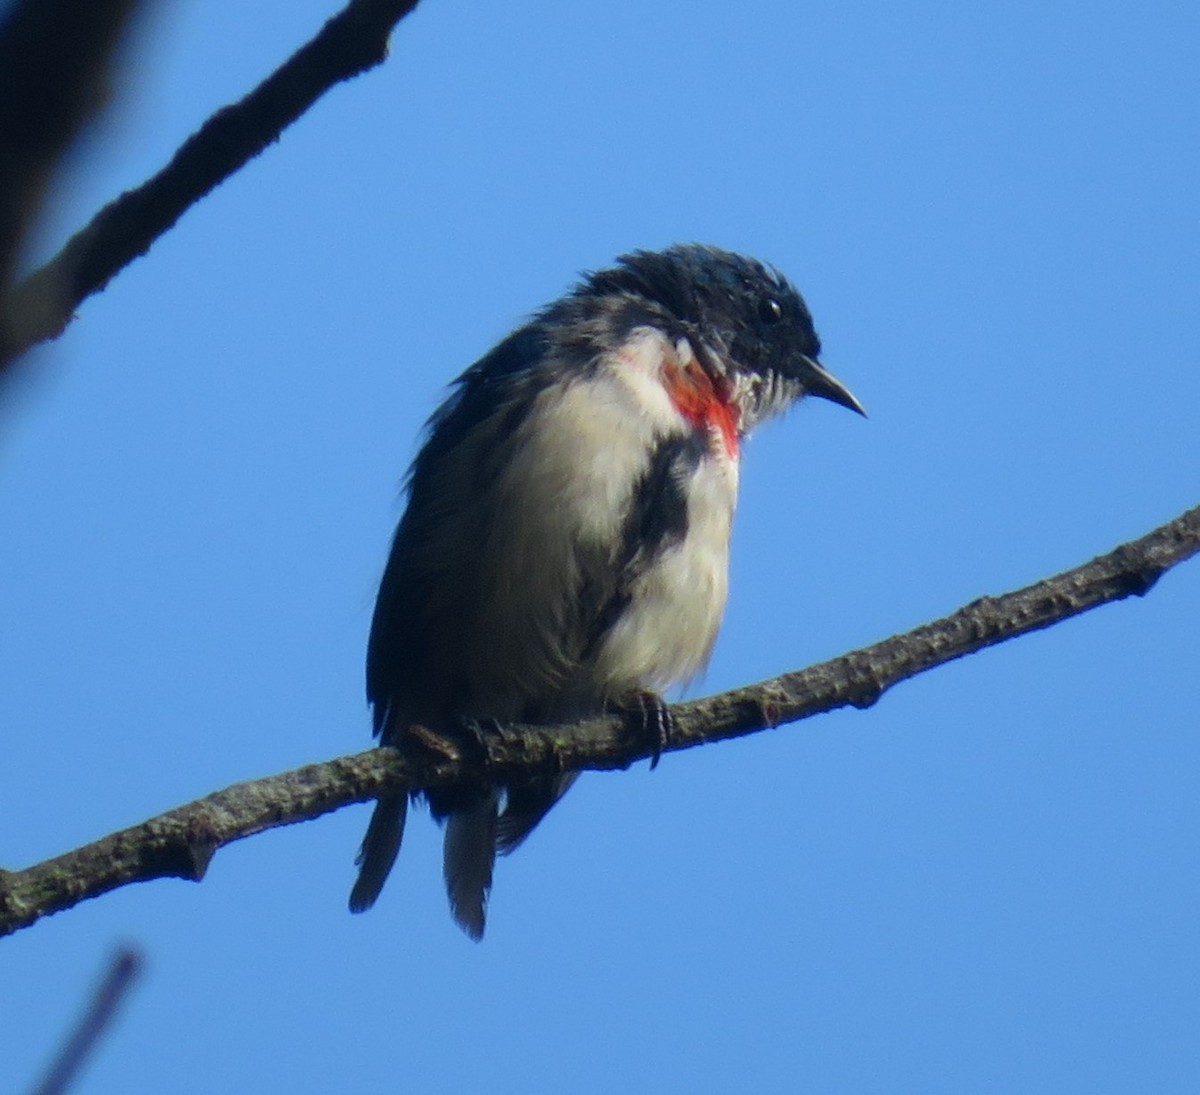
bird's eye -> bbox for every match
[758,297,784,324]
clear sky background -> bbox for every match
[4,1,1199,1091]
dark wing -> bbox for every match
[366,324,552,742]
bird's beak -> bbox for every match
[793,354,867,417]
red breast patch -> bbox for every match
[663,359,740,458]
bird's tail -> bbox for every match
[495,772,580,854]
[349,794,408,913]
[443,789,500,940]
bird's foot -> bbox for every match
[453,716,504,763]
[408,716,503,765]
[611,691,674,770]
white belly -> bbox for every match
[595,442,738,692]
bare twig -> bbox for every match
[1,503,1197,939]
[0,0,421,371]
[30,947,143,1095]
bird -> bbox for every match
[349,243,864,939]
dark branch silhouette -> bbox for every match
[0,0,143,289]
[2,503,1196,939]
[0,0,144,369]
[0,0,421,372]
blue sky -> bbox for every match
[4,1,1199,1091]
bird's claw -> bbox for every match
[613,691,674,770]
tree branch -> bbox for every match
[2,503,1197,939]
[0,0,421,372]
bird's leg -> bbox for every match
[610,691,674,770]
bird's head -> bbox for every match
[584,243,865,432]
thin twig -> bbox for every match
[30,947,143,1095]
[1,503,1197,939]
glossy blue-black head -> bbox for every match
[586,244,865,421]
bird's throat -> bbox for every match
[663,361,740,459]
